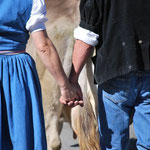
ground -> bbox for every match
[60,123,137,150]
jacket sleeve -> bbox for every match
[79,0,103,34]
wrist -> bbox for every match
[59,80,70,91]
[69,76,78,84]
[69,71,79,84]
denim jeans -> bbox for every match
[98,71,150,150]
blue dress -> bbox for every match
[0,0,47,149]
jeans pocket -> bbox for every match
[101,75,131,103]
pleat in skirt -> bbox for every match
[0,53,47,150]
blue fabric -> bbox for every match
[98,71,150,150]
[0,0,32,51]
[0,53,47,150]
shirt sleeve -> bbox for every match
[74,26,99,46]
[74,0,103,46]
[79,0,103,34]
[26,0,48,33]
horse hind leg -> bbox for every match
[44,107,63,150]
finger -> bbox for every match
[74,100,79,106]
[59,97,64,104]
[78,100,83,104]
[59,97,67,105]
[67,101,74,107]
[78,100,84,107]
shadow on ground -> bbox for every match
[67,138,137,150]
[61,123,137,150]
[70,144,79,148]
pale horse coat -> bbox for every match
[27,0,100,150]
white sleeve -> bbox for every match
[26,0,48,33]
[74,26,99,46]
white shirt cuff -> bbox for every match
[26,0,48,33]
[29,22,46,33]
[74,26,99,46]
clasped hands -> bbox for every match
[59,82,84,107]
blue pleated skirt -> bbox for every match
[0,53,47,150]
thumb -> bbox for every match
[59,96,67,105]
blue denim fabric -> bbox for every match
[0,53,47,150]
[98,71,150,150]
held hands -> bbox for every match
[59,82,83,107]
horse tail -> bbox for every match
[71,59,100,150]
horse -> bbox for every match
[27,0,100,149]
